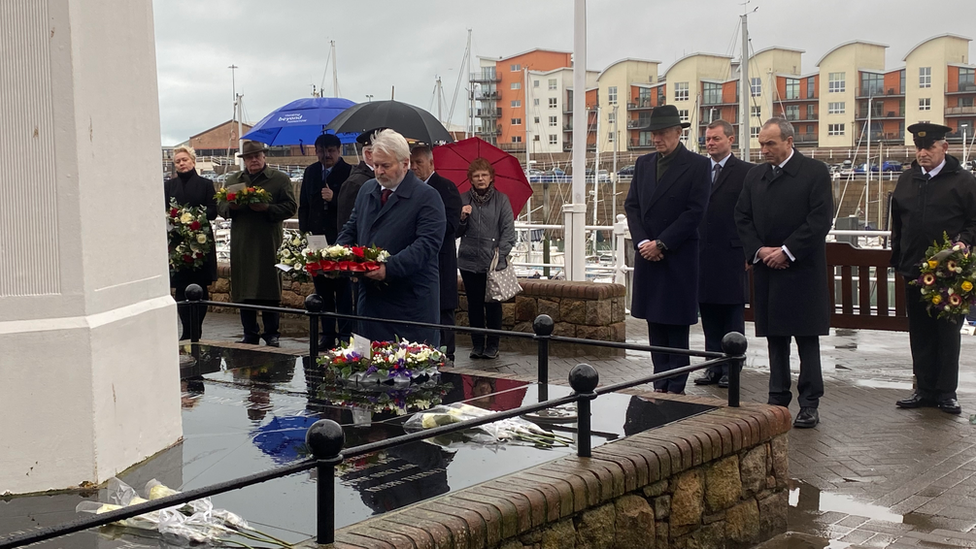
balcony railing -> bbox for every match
[627,99,653,110]
[471,108,502,118]
[794,133,819,143]
[948,82,976,94]
[627,119,648,129]
[469,72,501,83]
[946,106,976,116]
[475,91,500,100]
[629,139,653,149]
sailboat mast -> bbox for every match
[466,29,473,139]
[331,41,339,97]
[739,12,750,162]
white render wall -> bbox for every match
[0,0,181,494]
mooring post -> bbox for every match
[722,332,748,408]
[185,284,204,343]
[533,314,554,402]
[306,419,345,546]
[569,363,599,458]
[305,294,324,358]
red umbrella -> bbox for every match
[432,137,533,217]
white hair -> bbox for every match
[172,145,196,161]
[370,129,410,163]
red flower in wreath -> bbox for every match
[226,192,237,201]
[189,220,201,230]
[182,254,193,263]
[351,246,365,258]
[170,208,179,217]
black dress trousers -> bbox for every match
[905,281,962,400]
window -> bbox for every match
[807,76,816,99]
[919,98,931,111]
[785,105,799,120]
[511,100,521,108]
[638,87,652,107]
[533,98,540,106]
[828,72,846,93]
[750,126,760,138]
[828,123,845,136]
[960,68,975,90]
[703,82,722,105]
[534,116,540,124]
[533,80,540,88]
[608,86,618,105]
[548,78,557,90]
[678,109,689,123]
[675,82,689,101]
[807,104,816,119]
[511,82,521,90]
[549,97,557,108]
[511,118,522,125]
[919,67,931,88]
[549,135,558,145]
[750,77,762,97]
[608,131,614,143]
[549,116,557,127]
[963,97,975,108]
[511,64,521,72]
[750,106,761,120]
[828,102,845,114]
[511,136,522,143]
[861,72,884,97]
[608,111,616,124]
[533,135,540,141]
[785,78,799,100]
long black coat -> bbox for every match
[164,170,218,286]
[426,171,462,310]
[890,154,976,278]
[336,172,446,345]
[299,158,352,243]
[336,161,374,233]
[624,143,711,325]
[734,150,832,337]
[699,155,755,304]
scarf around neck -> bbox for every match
[469,183,495,206]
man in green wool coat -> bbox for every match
[218,140,298,346]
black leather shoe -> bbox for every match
[694,372,722,386]
[483,346,499,359]
[237,336,260,345]
[469,347,484,359]
[937,398,962,414]
[718,375,730,389]
[896,393,932,409]
[793,407,819,429]
[264,336,280,348]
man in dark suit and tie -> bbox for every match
[299,133,353,350]
[410,144,463,361]
[337,129,446,345]
[624,105,711,394]
[735,118,832,428]
[694,120,754,388]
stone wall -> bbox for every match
[207,264,627,341]
[321,394,792,549]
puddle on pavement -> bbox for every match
[790,480,902,524]
[0,343,713,549]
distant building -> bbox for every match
[188,119,253,157]
[524,67,598,155]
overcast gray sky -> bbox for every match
[153,0,976,146]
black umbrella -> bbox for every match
[324,100,454,145]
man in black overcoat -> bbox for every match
[694,120,754,388]
[891,123,976,415]
[299,133,353,350]
[624,105,711,394]
[411,144,463,361]
[164,146,218,340]
[734,118,832,428]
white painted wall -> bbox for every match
[0,0,181,494]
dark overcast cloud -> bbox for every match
[153,0,976,145]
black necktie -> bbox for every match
[381,189,392,205]
[712,164,722,185]
[772,165,782,178]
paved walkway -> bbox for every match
[198,312,976,548]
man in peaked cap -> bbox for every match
[891,122,976,414]
[624,105,711,394]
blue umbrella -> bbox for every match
[251,415,319,464]
[242,97,359,147]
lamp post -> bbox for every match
[365,94,373,102]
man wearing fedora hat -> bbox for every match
[624,105,711,394]
[218,140,297,346]
[891,122,976,415]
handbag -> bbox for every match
[486,248,522,302]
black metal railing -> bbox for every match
[0,285,746,548]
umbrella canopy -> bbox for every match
[324,100,453,145]
[432,137,533,217]
[242,97,358,146]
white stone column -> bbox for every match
[0,0,181,494]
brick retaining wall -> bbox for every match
[205,263,627,341]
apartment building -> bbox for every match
[523,67,598,155]
[593,59,659,154]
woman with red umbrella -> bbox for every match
[457,158,516,359]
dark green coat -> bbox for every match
[218,166,298,302]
